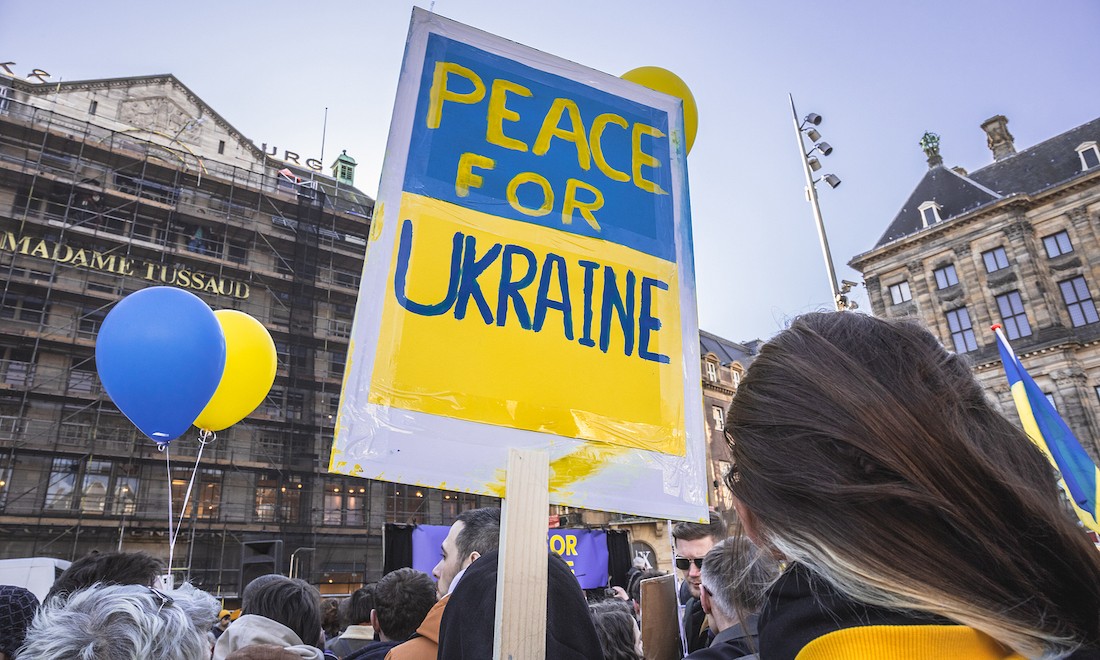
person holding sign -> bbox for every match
[673,513,728,654]
[387,508,500,660]
[725,313,1100,659]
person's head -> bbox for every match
[725,311,1100,657]
[343,585,374,628]
[625,569,663,618]
[698,537,778,631]
[20,583,217,660]
[0,585,38,660]
[370,568,437,642]
[320,597,341,637]
[241,574,322,648]
[432,507,501,597]
[217,610,232,630]
[589,600,641,660]
[671,511,727,599]
[45,551,164,602]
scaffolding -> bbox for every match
[0,91,398,595]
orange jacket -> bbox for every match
[386,594,448,660]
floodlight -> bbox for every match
[816,142,833,156]
[804,112,822,126]
[807,156,821,171]
[824,173,841,188]
[806,127,821,142]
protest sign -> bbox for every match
[412,524,611,589]
[330,8,706,522]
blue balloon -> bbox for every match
[95,287,226,443]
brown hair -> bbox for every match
[671,511,727,543]
[725,312,1100,656]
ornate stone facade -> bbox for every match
[851,115,1100,460]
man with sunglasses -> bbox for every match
[672,511,727,655]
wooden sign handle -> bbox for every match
[493,447,550,660]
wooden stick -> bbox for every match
[493,447,550,660]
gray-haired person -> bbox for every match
[686,537,779,659]
[19,582,218,660]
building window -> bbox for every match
[945,307,978,353]
[78,307,107,339]
[325,481,368,526]
[888,281,912,305]
[1059,276,1100,327]
[1077,142,1100,170]
[218,140,226,155]
[441,490,479,524]
[172,468,222,520]
[918,201,942,227]
[731,369,741,388]
[255,474,278,523]
[1045,392,1058,410]
[67,360,98,395]
[44,459,79,511]
[1043,231,1074,258]
[711,405,724,428]
[0,347,34,387]
[995,291,1032,340]
[933,264,959,289]
[385,482,426,524]
[982,247,1010,273]
[0,295,49,324]
[80,460,112,514]
[89,100,98,116]
[1095,385,1100,407]
[0,456,10,511]
[281,476,302,523]
[705,361,718,382]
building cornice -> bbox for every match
[850,167,1100,272]
[11,73,267,163]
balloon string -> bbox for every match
[163,442,174,585]
[174,430,215,543]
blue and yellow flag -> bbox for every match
[993,325,1100,533]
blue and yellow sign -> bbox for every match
[332,10,708,522]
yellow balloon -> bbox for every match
[193,310,277,432]
[621,66,698,154]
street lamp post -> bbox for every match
[289,547,315,580]
[789,94,856,311]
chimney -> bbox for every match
[981,115,1016,161]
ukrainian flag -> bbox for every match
[993,325,1100,533]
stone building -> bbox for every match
[850,115,1100,459]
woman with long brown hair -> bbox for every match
[725,312,1100,659]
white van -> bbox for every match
[0,557,72,602]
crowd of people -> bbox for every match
[3,312,1100,659]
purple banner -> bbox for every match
[411,525,609,589]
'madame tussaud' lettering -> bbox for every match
[392,219,668,363]
[0,231,249,299]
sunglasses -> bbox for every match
[674,557,704,571]
[146,586,175,615]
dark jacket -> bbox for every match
[345,640,401,660]
[685,614,759,659]
[757,562,1082,660]
[682,596,710,654]
[437,550,604,659]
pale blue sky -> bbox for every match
[2,1,1097,342]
